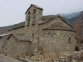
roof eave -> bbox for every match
[43,29,76,32]
[8,26,25,31]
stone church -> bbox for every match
[0,4,77,58]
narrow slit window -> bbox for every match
[28,11,30,25]
[68,37,71,43]
[32,33,34,39]
[32,9,36,24]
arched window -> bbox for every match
[32,9,36,24]
[28,11,30,25]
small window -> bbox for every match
[32,33,34,39]
[68,37,71,43]
[75,46,79,51]
[33,9,36,14]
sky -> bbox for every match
[0,0,83,27]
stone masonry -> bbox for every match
[0,4,77,60]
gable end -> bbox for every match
[25,4,43,14]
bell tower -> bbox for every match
[25,4,43,26]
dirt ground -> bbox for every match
[0,54,21,62]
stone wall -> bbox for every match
[39,30,76,55]
[1,36,9,55]
[16,41,32,57]
[7,35,32,58]
[0,38,3,53]
[7,36,17,57]
[38,17,77,55]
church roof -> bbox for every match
[8,22,25,31]
[39,15,75,32]
[0,33,31,42]
[0,33,12,43]
[25,4,43,14]
[39,15,58,25]
[8,15,73,31]
[0,33,11,37]
[43,22,74,31]
[7,34,31,42]
[39,15,73,28]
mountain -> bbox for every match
[61,11,83,45]
[74,11,83,43]
[74,11,83,22]
[60,12,81,27]
[60,12,80,19]
[70,11,83,26]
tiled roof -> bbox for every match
[0,33,31,42]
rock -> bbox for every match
[30,55,45,61]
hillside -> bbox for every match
[60,12,80,27]
[62,11,83,46]
[60,12,80,19]
[74,11,83,44]
[0,22,25,34]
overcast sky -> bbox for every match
[0,0,83,27]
